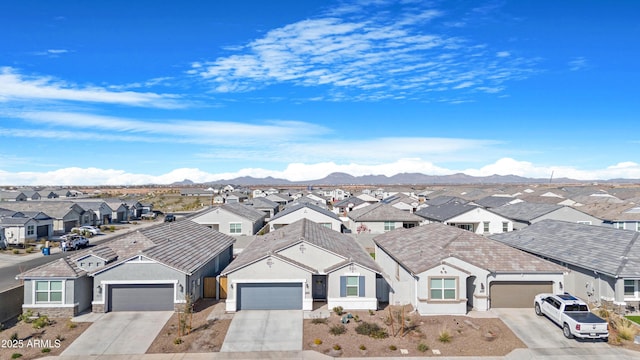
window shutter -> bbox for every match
[340,276,346,297]
[359,276,365,297]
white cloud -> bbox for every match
[2,158,639,186]
[0,67,185,108]
[568,57,588,71]
[193,4,539,101]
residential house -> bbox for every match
[290,196,328,209]
[491,202,603,230]
[346,203,423,234]
[0,209,54,246]
[0,201,84,234]
[473,195,522,209]
[414,201,514,234]
[247,197,280,219]
[74,201,114,225]
[17,220,235,317]
[382,193,419,213]
[21,190,42,201]
[190,203,266,237]
[374,223,566,315]
[220,218,381,312]
[578,202,640,232]
[333,197,370,216]
[492,220,640,311]
[268,203,343,232]
[266,193,293,208]
[0,191,27,202]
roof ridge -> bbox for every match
[615,231,640,276]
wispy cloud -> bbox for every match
[0,67,186,108]
[192,3,539,101]
[568,56,588,71]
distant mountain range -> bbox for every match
[171,172,640,187]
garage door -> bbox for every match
[37,225,49,238]
[237,283,302,310]
[108,284,174,312]
[490,281,553,308]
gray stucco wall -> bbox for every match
[93,261,186,302]
[74,276,93,312]
[533,207,604,226]
[189,247,232,300]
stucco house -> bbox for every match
[74,201,114,225]
[0,191,27,202]
[0,209,53,246]
[346,203,423,234]
[17,220,235,317]
[190,203,267,236]
[374,223,566,315]
[247,197,280,220]
[491,219,640,311]
[414,201,514,234]
[220,218,381,312]
[268,203,343,232]
[491,202,603,230]
[0,201,84,234]
[333,197,370,216]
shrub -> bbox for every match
[311,318,328,325]
[597,308,611,319]
[313,338,323,345]
[613,317,638,341]
[353,314,360,322]
[32,316,50,329]
[371,328,389,339]
[332,306,344,315]
[25,247,34,254]
[173,337,183,345]
[67,320,77,329]
[11,354,22,359]
[10,332,19,341]
[438,329,451,343]
[333,344,342,351]
[417,342,429,352]
[359,344,366,350]
[56,334,65,342]
[329,324,346,335]
[389,345,397,351]
[355,322,381,336]
[41,348,51,353]
[109,225,115,232]
[12,249,19,254]
[368,309,375,316]
[18,310,34,323]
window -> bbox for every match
[624,280,637,298]
[320,223,332,229]
[27,225,35,236]
[384,222,395,232]
[430,278,456,300]
[577,221,592,225]
[502,222,509,232]
[35,280,63,303]
[229,223,242,234]
[637,222,640,232]
[346,276,359,297]
[617,222,625,230]
[483,222,490,233]
[457,224,473,232]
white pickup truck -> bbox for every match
[534,293,608,341]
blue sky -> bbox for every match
[1,0,639,185]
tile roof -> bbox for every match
[222,218,380,275]
[473,196,516,208]
[414,201,480,222]
[248,197,279,209]
[271,203,339,221]
[577,203,640,221]
[200,202,266,222]
[491,219,640,278]
[19,220,235,278]
[334,197,367,208]
[374,223,565,275]
[491,202,562,222]
[0,201,79,218]
[347,203,423,222]
[424,196,469,206]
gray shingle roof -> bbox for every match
[271,203,339,221]
[374,223,565,275]
[248,197,279,209]
[474,196,516,208]
[0,201,77,218]
[424,196,469,206]
[347,203,423,222]
[199,202,266,223]
[491,219,640,278]
[491,202,562,222]
[334,197,366,208]
[222,218,380,274]
[414,201,479,222]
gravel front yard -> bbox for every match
[304,305,525,357]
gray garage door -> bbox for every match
[108,284,174,312]
[490,281,553,308]
[237,283,302,310]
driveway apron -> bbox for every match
[221,310,302,352]
[62,311,173,355]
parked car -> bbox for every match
[164,214,176,222]
[63,234,89,250]
[534,293,609,340]
[79,225,100,235]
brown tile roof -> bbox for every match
[374,223,565,275]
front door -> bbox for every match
[312,275,327,300]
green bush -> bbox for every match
[332,306,344,315]
[10,332,19,341]
[18,310,34,323]
[32,316,51,329]
[25,247,34,254]
[329,324,346,335]
[311,318,328,325]
[332,344,341,350]
[417,342,429,352]
[355,322,388,339]
[12,249,20,254]
[359,344,366,350]
[41,348,51,353]
[173,337,183,345]
[389,345,397,351]
[11,354,22,359]
[438,329,451,343]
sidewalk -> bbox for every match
[0,244,64,268]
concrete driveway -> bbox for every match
[221,310,302,352]
[493,308,637,359]
[62,311,173,356]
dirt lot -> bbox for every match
[0,315,90,360]
[146,298,231,354]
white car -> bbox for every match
[79,226,100,235]
[62,234,89,250]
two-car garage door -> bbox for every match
[108,284,174,312]
[237,283,302,310]
[490,281,553,308]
